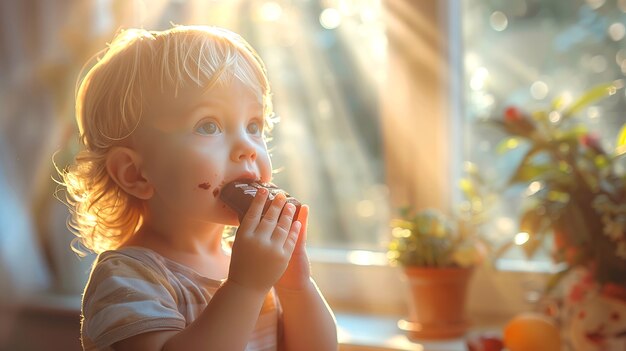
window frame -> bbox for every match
[310,0,553,321]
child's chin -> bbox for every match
[221,209,241,226]
[225,218,241,226]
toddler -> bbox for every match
[61,25,337,351]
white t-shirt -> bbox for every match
[81,246,281,351]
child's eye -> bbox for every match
[195,121,221,135]
[247,121,262,135]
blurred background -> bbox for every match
[1,0,625,350]
[0,0,388,297]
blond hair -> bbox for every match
[61,26,272,254]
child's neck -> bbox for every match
[122,221,231,280]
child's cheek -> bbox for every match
[197,173,221,198]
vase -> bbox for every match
[397,266,473,340]
[558,268,626,351]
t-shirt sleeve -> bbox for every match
[81,252,186,349]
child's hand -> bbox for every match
[227,188,301,294]
[275,205,312,291]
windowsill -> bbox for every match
[308,247,563,274]
[337,313,470,351]
[7,292,505,351]
[309,248,554,320]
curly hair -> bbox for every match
[60,26,273,254]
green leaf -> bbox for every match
[519,208,552,258]
[546,190,571,204]
[506,144,549,185]
[553,124,588,141]
[551,95,568,111]
[509,163,555,184]
[562,80,623,118]
[615,124,626,158]
[495,137,522,154]
[617,124,626,146]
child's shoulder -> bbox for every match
[83,247,181,308]
[97,246,164,266]
[81,247,188,348]
[97,246,163,264]
[88,246,171,285]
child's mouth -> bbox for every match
[203,175,259,200]
[585,332,606,345]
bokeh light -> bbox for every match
[320,8,342,29]
[609,22,626,41]
[258,1,283,22]
[490,11,508,31]
[530,81,549,100]
[514,232,530,245]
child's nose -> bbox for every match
[231,137,257,162]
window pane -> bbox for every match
[461,0,626,260]
[245,1,389,250]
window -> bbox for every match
[461,0,626,262]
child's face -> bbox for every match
[132,79,272,226]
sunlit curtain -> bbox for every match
[0,0,65,298]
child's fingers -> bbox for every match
[240,187,269,229]
[294,205,309,249]
[271,203,296,243]
[296,204,309,227]
[256,193,287,235]
[283,220,301,254]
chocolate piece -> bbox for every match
[220,180,301,222]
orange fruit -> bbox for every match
[503,312,561,351]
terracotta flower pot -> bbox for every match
[398,266,473,340]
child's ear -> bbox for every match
[106,147,154,200]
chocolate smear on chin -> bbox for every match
[198,182,211,190]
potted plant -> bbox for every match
[480,80,626,286]
[472,80,626,350]
[387,208,485,340]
